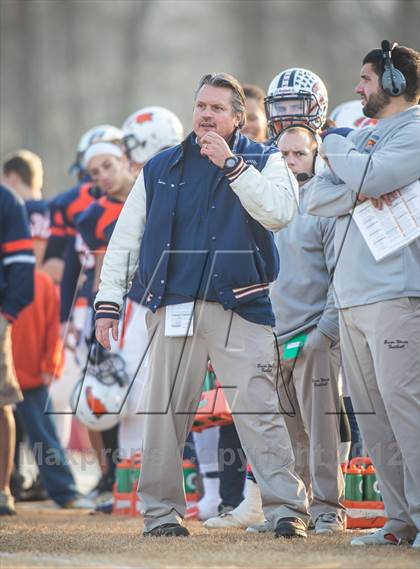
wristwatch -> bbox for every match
[223,155,241,172]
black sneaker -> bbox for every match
[93,499,113,514]
[144,523,190,537]
[10,471,24,501]
[85,473,114,500]
[20,474,49,502]
[275,517,307,539]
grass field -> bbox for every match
[0,503,419,569]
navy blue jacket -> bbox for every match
[0,186,35,321]
[139,131,280,313]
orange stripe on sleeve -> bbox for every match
[2,239,34,253]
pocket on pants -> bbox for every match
[406,297,420,313]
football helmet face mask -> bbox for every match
[122,106,184,166]
[265,68,328,137]
[71,352,130,431]
[71,124,124,177]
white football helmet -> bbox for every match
[72,124,124,175]
[329,100,378,129]
[71,352,130,431]
[122,106,184,165]
[265,68,328,137]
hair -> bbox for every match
[278,126,318,152]
[195,73,246,128]
[3,149,43,192]
[243,84,266,111]
[363,45,420,101]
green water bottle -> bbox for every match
[183,459,199,501]
[116,460,132,492]
[130,462,141,489]
[202,362,217,392]
[363,465,382,501]
[345,465,363,501]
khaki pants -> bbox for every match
[138,301,309,531]
[0,315,22,407]
[278,328,345,522]
[340,298,420,538]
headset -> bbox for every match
[381,40,407,97]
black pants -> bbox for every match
[218,423,246,509]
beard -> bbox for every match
[363,89,391,118]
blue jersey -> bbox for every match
[77,196,123,251]
[46,180,100,322]
[77,195,144,304]
[0,185,35,320]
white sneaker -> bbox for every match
[0,490,16,516]
[412,533,420,549]
[350,528,402,546]
[314,513,344,534]
[204,479,264,529]
[246,520,274,533]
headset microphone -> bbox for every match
[380,40,406,96]
[296,172,312,182]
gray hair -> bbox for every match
[195,73,246,129]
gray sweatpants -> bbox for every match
[278,328,345,522]
[340,298,420,539]
[138,301,309,531]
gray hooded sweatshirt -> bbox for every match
[271,177,339,344]
[306,105,420,309]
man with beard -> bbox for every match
[307,43,420,548]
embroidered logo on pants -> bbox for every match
[312,377,329,387]
[384,339,408,349]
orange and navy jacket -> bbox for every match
[75,196,124,308]
[44,180,101,322]
[77,195,144,304]
[77,195,124,251]
[0,185,35,321]
[44,177,99,262]
[57,181,101,233]
[12,270,64,390]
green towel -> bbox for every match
[283,332,308,361]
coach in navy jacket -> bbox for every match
[94,74,310,539]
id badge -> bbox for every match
[164,302,194,337]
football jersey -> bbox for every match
[77,195,123,251]
[0,185,35,320]
[77,195,144,304]
[49,180,101,322]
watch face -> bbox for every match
[225,157,237,169]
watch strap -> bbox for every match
[224,157,248,182]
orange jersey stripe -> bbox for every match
[95,199,123,242]
[50,227,67,237]
[2,238,33,253]
[66,183,95,224]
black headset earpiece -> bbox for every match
[381,40,407,97]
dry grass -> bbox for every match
[0,504,418,569]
